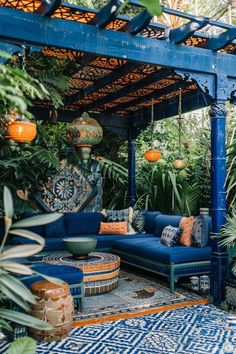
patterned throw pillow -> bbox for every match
[192,214,209,248]
[132,209,147,233]
[179,216,195,247]
[99,221,128,235]
[104,208,134,233]
[160,225,182,247]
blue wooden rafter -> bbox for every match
[36,0,62,16]
[65,62,140,104]
[128,9,153,35]
[104,80,196,114]
[96,0,125,28]
[169,18,209,43]
[79,68,172,112]
[205,28,236,51]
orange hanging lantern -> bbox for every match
[144,149,161,163]
[144,99,161,163]
[7,116,37,143]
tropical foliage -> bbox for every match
[0,187,62,352]
[0,52,47,116]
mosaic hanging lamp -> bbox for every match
[173,89,187,171]
[7,113,37,143]
[144,99,161,163]
[67,112,103,164]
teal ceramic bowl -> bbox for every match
[63,237,97,258]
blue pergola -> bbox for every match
[1,0,236,304]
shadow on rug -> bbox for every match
[73,270,208,326]
[1,305,235,354]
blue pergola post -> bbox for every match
[128,127,136,207]
[209,100,228,304]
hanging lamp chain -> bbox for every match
[150,98,154,149]
[22,45,27,72]
[178,88,183,157]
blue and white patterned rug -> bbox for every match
[1,305,236,353]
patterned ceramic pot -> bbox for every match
[67,112,103,147]
[29,280,74,342]
[190,276,199,292]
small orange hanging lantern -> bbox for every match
[144,99,161,163]
[7,115,37,143]
[144,149,161,163]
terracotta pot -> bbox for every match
[29,280,74,342]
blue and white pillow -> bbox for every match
[132,209,147,233]
[160,225,182,247]
[192,214,209,248]
[104,207,135,233]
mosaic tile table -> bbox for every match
[32,252,120,296]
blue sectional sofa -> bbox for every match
[9,211,212,292]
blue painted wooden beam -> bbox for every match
[132,88,210,127]
[80,68,172,112]
[104,80,194,114]
[169,18,209,44]
[129,0,234,30]
[36,0,62,16]
[65,62,140,104]
[205,28,236,51]
[96,0,126,28]
[128,9,153,35]
[1,7,236,78]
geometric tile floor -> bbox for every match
[1,305,236,353]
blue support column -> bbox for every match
[128,127,136,207]
[209,101,228,304]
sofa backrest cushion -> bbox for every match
[64,212,106,235]
[44,215,66,238]
[0,217,5,242]
[19,212,45,236]
[154,214,182,237]
[144,211,162,233]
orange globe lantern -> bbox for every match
[144,149,161,163]
[7,117,37,143]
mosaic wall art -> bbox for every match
[36,159,102,213]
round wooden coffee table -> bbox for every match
[39,252,120,296]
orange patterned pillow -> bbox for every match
[179,216,194,247]
[99,221,128,235]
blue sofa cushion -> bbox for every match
[154,215,182,237]
[192,214,210,248]
[21,263,83,287]
[64,212,106,235]
[112,237,212,264]
[0,217,5,242]
[44,215,66,238]
[144,211,162,233]
[160,226,182,247]
[11,233,154,252]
